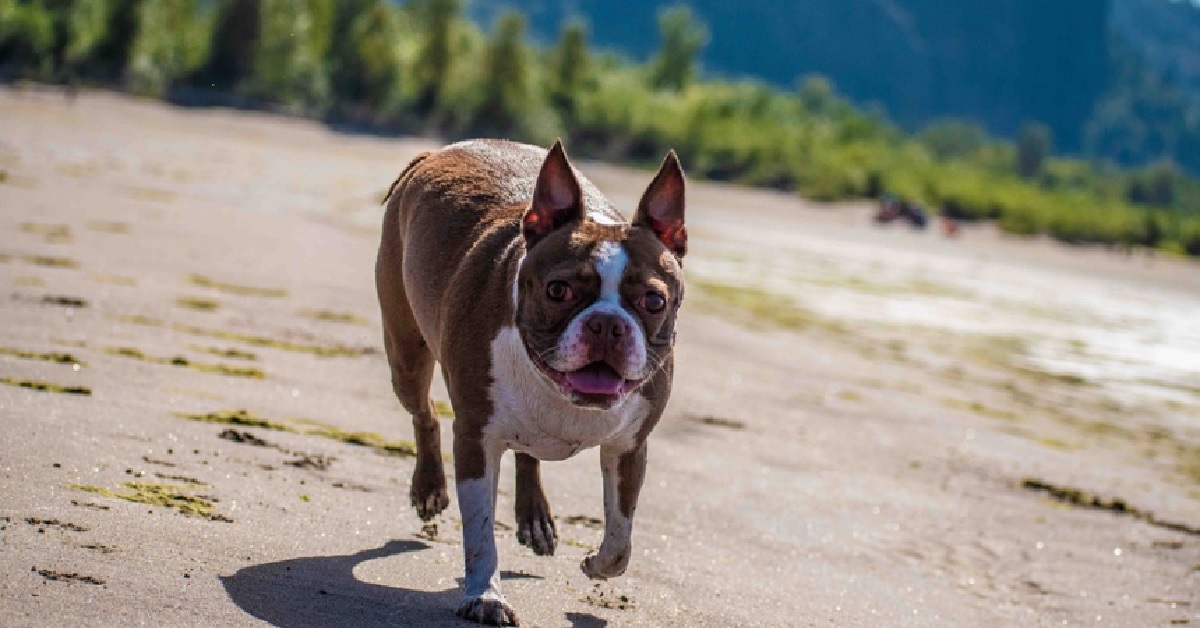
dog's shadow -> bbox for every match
[220,539,607,627]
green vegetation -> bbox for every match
[176,296,220,311]
[0,346,84,365]
[71,481,230,521]
[1,1,1198,255]
[187,274,286,298]
[174,408,418,457]
[691,280,822,330]
[23,254,79,269]
[104,345,265,378]
[297,308,368,326]
[1,376,91,395]
[186,344,257,361]
[1021,477,1199,537]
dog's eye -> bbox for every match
[643,292,666,313]
[546,280,573,302]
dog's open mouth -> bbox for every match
[530,353,641,404]
[564,361,625,395]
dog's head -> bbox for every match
[515,141,687,409]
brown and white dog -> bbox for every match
[375,139,686,625]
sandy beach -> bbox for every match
[1,86,1198,626]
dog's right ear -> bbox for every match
[523,140,583,247]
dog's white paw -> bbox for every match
[580,550,629,580]
[457,593,519,626]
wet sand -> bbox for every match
[1,86,1198,626]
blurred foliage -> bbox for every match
[127,0,209,95]
[244,0,332,111]
[648,4,707,92]
[326,0,403,119]
[546,18,590,122]
[1017,123,1052,180]
[0,0,1198,257]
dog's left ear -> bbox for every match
[634,150,687,260]
[523,140,584,247]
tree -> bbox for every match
[797,74,835,116]
[0,0,56,79]
[1128,160,1178,206]
[919,119,987,161]
[327,0,403,115]
[547,18,590,119]
[412,0,461,117]
[474,10,529,135]
[78,0,141,81]
[246,0,333,111]
[127,0,209,95]
[1017,122,1051,179]
[201,0,260,90]
[648,4,707,91]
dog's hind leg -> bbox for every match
[515,453,556,555]
[377,206,448,521]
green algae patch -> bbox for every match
[188,274,287,298]
[175,409,419,458]
[70,482,230,522]
[691,279,850,334]
[966,335,1091,387]
[174,409,294,432]
[433,400,455,418]
[1035,436,1079,451]
[1139,378,1200,400]
[90,273,137,286]
[0,347,85,366]
[689,414,746,430]
[87,220,131,234]
[42,295,88,308]
[187,345,258,361]
[1021,478,1200,537]
[36,569,104,585]
[24,255,79,269]
[115,314,163,327]
[298,309,370,326]
[21,222,72,243]
[121,184,175,203]
[105,346,265,379]
[941,398,1024,422]
[295,418,417,458]
[176,296,221,312]
[1,377,91,395]
[173,322,376,357]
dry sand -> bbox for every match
[1,86,1198,626]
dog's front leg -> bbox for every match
[581,440,647,580]
[455,437,517,625]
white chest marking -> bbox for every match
[486,326,648,461]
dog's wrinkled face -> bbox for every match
[515,142,687,409]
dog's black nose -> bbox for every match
[583,312,626,339]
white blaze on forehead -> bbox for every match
[593,240,626,303]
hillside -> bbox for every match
[1112,0,1200,104]
[478,0,1197,165]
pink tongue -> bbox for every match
[565,364,624,395]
